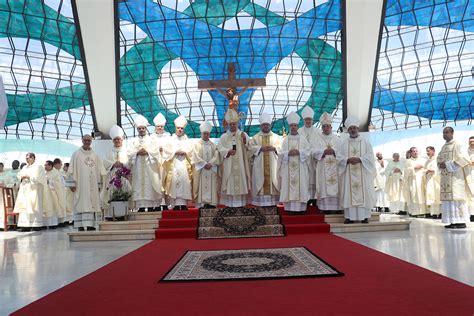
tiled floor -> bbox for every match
[1,215,473,315]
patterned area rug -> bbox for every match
[161,247,344,282]
[198,207,284,239]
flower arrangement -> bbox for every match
[108,166,132,202]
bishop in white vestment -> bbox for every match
[339,116,376,223]
[437,127,473,229]
[191,121,219,208]
[424,146,441,217]
[102,125,131,219]
[384,153,405,213]
[15,153,47,231]
[217,109,251,207]
[152,112,171,210]
[404,147,427,216]
[128,115,163,212]
[248,113,281,207]
[69,136,106,231]
[313,112,342,212]
[162,115,193,210]
[297,106,320,205]
[278,112,311,213]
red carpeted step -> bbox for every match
[280,214,325,224]
[159,218,198,228]
[155,228,197,239]
[284,223,330,234]
[161,209,199,219]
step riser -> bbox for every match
[199,215,281,227]
[127,214,162,221]
[200,207,278,217]
[99,224,158,231]
[70,234,154,241]
[331,223,410,233]
[198,225,284,239]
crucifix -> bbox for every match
[198,63,266,128]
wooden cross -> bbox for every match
[198,63,266,92]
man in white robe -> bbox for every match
[217,109,251,207]
[374,152,389,212]
[52,158,70,225]
[69,135,106,231]
[339,116,376,224]
[15,153,47,231]
[6,160,20,201]
[468,136,474,221]
[437,127,473,229]
[424,146,441,218]
[59,162,74,223]
[404,147,427,217]
[102,125,131,219]
[313,112,342,213]
[162,115,193,210]
[127,115,163,212]
[248,113,281,207]
[0,162,18,230]
[43,160,67,227]
[152,112,171,210]
[385,153,405,214]
[191,121,219,208]
[278,112,311,213]
[297,106,320,206]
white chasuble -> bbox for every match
[69,148,105,214]
[278,134,310,206]
[101,145,131,212]
[218,130,251,197]
[127,135,162,206]
[162,134,193,203]
[248,131,281,205]
[14,163,47,216]
[404,157,427,215]
[339,136,376,210]
[191,139,219,206]
[44,169,67,221]
[384,160,405,210]
[314,133,342,201]
[297,126,320,197]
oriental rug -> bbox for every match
[161,247,343,282]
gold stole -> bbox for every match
[262,135,271,195]
[348,140,364,206]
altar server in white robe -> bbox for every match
[43,160,67,227]
[152,112,171,210]
[217,109,251,207]
[191,121,219,208]
[424,146,441,218]
[128,115,163,212]
[278,112,311,213]
[374,152,389,212]
[297,106,320,205]
[437,127,473,229]
[59,162,74,223]
[339,116,376,224]
[248,113,281,207]
[162,115,193,210]
[468,136,474,220]
[15,153,47,231]
[102,125,131,218]
[404,147,427,217]
[385,153,405,213]
[52,158,70,224]
[69,135,106,231]
[313,112,342,213]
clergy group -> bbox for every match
[1,107,472,232]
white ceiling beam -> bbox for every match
[344,0,385,131]
[74,0,118,138]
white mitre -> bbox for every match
[153,113,166,126]
[319,112,332,125]
[174,115,188,128]
[109,125,124,139]
[134,115,149,127]
[224,109,240,123]
[259,113,272,125]
[345,115,360,128]
[199,121,212,133]
[286,111,300,125]
[301,106,314,119]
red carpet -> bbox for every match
[155,205,329,239]
[13,234,473,316]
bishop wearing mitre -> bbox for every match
[248,113,281,207]
[127,115,162,212]
[313,112,342,213]
[217,109,251,207]
[278,112,311,213]
[191,121,219,208]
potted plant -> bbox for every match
[108,166,132,221]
